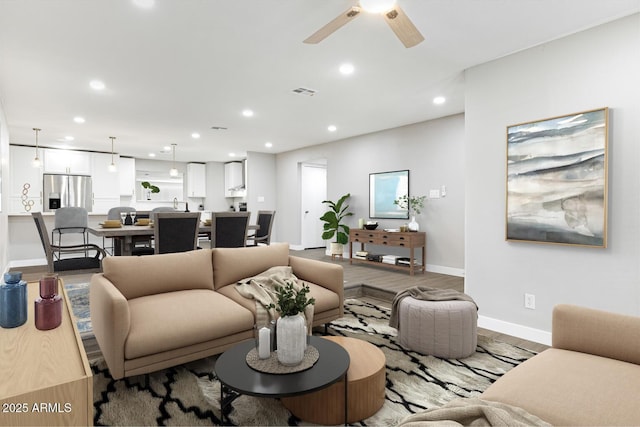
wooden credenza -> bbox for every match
[0,280,93,426]
[349,229,426,275]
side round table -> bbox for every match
[282,336,386,424]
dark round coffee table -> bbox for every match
[215,336,350,424]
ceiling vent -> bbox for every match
[211,126,228,130]
[292,87,317,96]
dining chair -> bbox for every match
[52,207,89,259]
[210,212,250,248]
[150,206,177,221]
[153,212,201,254]
[32,212,107,273]
[247,210,276,246]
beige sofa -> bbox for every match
[89,243,343,380]
[481,304,640,426]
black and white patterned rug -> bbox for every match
[90,298,538,426]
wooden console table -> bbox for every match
[349,229,426,275]
[0,280,93,426]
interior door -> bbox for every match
[301,162,327,249]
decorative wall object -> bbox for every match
[21,183,34,212]
[506,108,609,247]
[369,170,409,219]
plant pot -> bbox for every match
[330,242,343,256]
[276,313,306,366]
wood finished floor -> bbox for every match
[13,248,548,360]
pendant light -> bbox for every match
[32,128,42,168]
[169,143,178,177]
[108,136,117,172]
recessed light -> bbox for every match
[265,142,273,148]
[328,125,337,132]
[73,116,85,124]
[64,136,74,141]
[191,133,200,139]
[132,0,155,8]
[90,80,106,91]
[433,96,446,105]
[229,153,236,157]
[148,153,156,157]
[242,109,254,117]
[339,63,355,75]
[163,145,171,152]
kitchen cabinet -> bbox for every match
[118,157,136,197]
[90,152,120,213]
[224,161,246,197]
[187,163,206,198]
[43,148,91,174]
[8,145,43,213]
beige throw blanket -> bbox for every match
[397,398,551,427]
[234,266,314,332]
[389,285,478,328]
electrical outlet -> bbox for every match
[524,293,536,310]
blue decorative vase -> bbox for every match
[0,272,28,329]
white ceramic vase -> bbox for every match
[408,215,419,232]
[276,313,306,366]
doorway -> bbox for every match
[300,161,327,249]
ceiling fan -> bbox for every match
[303,0,424,48]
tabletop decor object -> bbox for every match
[0,271,27,328]
[35,274,62,330]
[268,281,315,366]
[394,194,426,231]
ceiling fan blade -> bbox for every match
[383,5,424,48]
[303,6,361,44]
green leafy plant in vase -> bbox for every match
[394,194,426,231]
[320,193,353,256]
[141,181,160,200]
[268,281,316,366]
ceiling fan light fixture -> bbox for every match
[359,0,396,14]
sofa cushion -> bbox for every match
[217,279,340,321]
[103,249,214,300]
[124,289,254,360]
[481,347,640,426]
[212,243,289,290]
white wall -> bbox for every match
[246,151,278,240]
[276,114,466,274]
[465,14,640,343]
[0,99,9,273]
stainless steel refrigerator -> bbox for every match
[43,174,92,212]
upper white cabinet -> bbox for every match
[187,163,206,198]
[118,157,136,197]
[43,148,91,174]
[9,145,43,213]
[90,152,120,214]
[224,161,246,197]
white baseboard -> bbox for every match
[478,315,552,346]
[7,258,46,269]
[425,264,464,277]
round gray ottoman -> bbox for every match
[397,296,477,359]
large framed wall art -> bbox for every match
[506,107,609,248]
[369,169,409,219]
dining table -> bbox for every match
[88,222,258,256]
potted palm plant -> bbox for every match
[320,193,353,256]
